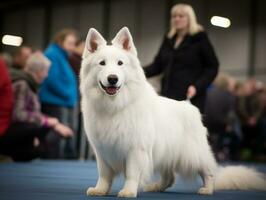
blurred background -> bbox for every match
[0,0,265,163]
[0,0,265,81]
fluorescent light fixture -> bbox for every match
[2,35,23,46]
[211,16,231,28]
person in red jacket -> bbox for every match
[0,58,13,136]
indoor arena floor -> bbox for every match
[0,160,266,200]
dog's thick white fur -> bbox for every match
[80,27,266,198]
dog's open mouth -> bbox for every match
[99,81,121,96]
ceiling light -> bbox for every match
[2,35,23,46]
[211,16,231,28]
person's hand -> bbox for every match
[46,117,59,127]
[187,85,197,99]
[54,123,74,137]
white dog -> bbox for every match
[80,27,266,198]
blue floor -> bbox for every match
[0,160,266,200]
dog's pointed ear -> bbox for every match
[83,28,106,58]
[112,27,137,56]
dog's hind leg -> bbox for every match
[198,172,214,195]
[145,169,175,192]
[197,150,216,195]
[87,154,114,196]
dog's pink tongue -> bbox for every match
[106,87,117,95]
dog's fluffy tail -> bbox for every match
[214,165,266,191]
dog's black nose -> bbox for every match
[107,74,118,85]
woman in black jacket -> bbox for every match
[144,4,219,113]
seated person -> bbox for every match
[0,52,73,161]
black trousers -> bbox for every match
[0,122,58,161]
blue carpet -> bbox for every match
[0,160,266,200]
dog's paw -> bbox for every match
[117,189,137,198]
[86,187,108,196]
[144,183,162,192]
[198,187,213,195]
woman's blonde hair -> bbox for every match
[168,4,203,38]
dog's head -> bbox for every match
[80,27,146,110]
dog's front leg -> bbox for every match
[87,154,114,196]
[118,150,147,198]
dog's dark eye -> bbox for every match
[118,60,123,66]
[99,60,106,66]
